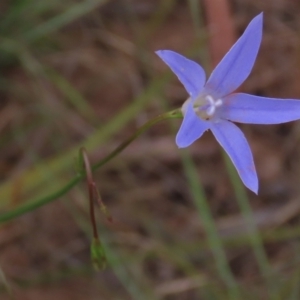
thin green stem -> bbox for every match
[223,153,278,300]
[0,109,182,224]
[182,151,240,299]
[92,109,181,171]
[80,148,99,240]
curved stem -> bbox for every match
[93,109,181,170]
[0,109,182,223]
[80,147,99,240]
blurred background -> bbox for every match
[1,0,300,299]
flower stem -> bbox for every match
[223,152,279,300]
[0,109,182,223]
[182,151,240,299]
[80,147,99,240]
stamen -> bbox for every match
[215,99,223,107]
[205,95,215,106]
[204,96,223,117]
[186,94,223,120]
[206,106,215,116]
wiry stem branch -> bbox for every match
[0,109,182,223]
[80,147,99,240]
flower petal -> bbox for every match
[205,13,263,97]
[156,50,206,98]
[220,93,300,124]
[210,120,258,193]
[176,102,210,148]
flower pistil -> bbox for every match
[182,94,223,121]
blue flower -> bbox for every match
[156,13,300,194]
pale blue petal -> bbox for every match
[205,13,263,97]
[210,120,258,193]
[156,50,206,98]
[176,102,210,148]
[220,93,300,124]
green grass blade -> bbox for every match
[46,68,99,124]
[23,0,109,41]
[223,152,278,300]
[0,71,172,210]
[181,150,240,299]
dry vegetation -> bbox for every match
[1,0,300,299]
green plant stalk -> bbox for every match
[0,109,182,224]
[182,151,240,300]
[23,0,109,41]
[223,153,278,300]
[0,38,208,210]
[100,231,157,300]
[46,68,98,124]
[65,187,157,300]
[80,148,99,240]
[0,63,171,210]
[142,223,300,256]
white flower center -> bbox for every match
[181,94,223,121]
[203,95,223,117]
